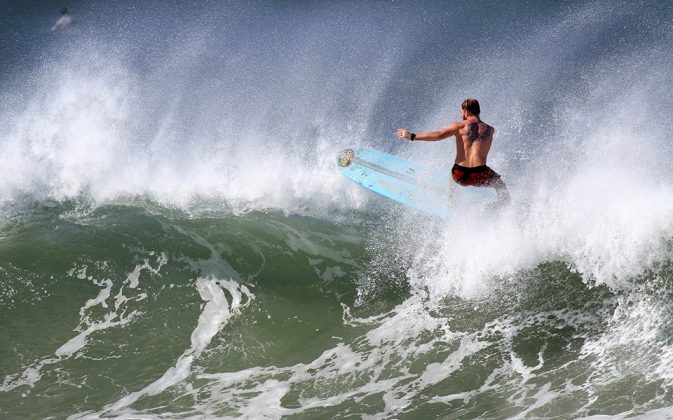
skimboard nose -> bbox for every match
[337,149,355,167]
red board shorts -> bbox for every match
[451,164,502,187]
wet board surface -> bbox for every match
[337,148,498,217]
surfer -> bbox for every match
[396,98,510,203]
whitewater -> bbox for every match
[2,1,673,418]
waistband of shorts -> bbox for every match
[452,164,488,173]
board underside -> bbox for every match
[337,148,498,218]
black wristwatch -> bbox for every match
[410,132,416,141]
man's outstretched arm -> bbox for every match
[396,122,460,142]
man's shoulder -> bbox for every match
[479,121,494,132]
[447,120,467,129]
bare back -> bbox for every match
[454,118,494,167]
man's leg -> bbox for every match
[491,178,511,204]
[481,166,510,204]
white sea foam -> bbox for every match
[0,44,375,216]
[58,277,672,419]
[402,167,673,299]
[1,254,166,392]
[82,293,607,418]
[103,276,254,414]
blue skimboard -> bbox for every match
[337,148,498,218]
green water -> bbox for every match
[3,202,673,418]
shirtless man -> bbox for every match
[396,98,510,203]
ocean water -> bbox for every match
[2,1,673,418]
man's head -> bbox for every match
[461,98,480,119]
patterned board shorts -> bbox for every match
[451,164,502,187]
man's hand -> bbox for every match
[396,129,411,140]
